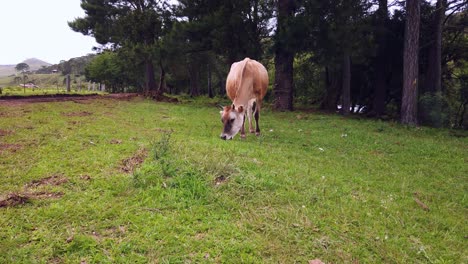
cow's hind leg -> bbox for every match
[255,103,261,136]
[249,101,256,133]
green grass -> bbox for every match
[0,97,466,263]
[0,73,97,96]
[0,86,104,97]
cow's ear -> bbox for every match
[238,106,244,113]
[232,104,236,110]
[220,110,223,116]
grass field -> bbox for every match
[0,86,104,97]
[0,96,466,263]
[0,74,94,96]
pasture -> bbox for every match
[0,96,466,263]
[0,73,100,97]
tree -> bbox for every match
[177,0,272,65]
[69,0,166,96]
[401,0,421,125]
[173,0,273,98]
[15,63,29,73]
[273,0,296,111]
[341,52,351,115]
[425,0,447,94]
[15,63,30,93]
[371,0,390,116]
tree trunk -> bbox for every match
[341,53,351,115]
[208,63,213,98]
[401,0,420,125]
[274,0,295,111]
[66,74,71,92]
[189,62,199,97]
[425,0,446,94]
[158,60,166,94]
[274,49,294,111]
[372,0,389,116]
[320,66,340,111]
[211,63,225,96]
[145,59,157,96]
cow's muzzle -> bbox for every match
[220,135,232,140]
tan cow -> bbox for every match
[220,58,268,140]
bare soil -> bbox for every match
[0,143,22,153]
[0,93,139,106]
[0,175,69,208]
[0,129,13,136]
[25,175,69,188]
[120,148,148,173]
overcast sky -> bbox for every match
[0,0,98,65]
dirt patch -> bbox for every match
[48,257,63,264]
[0,129,13,136]
[151,93,179,103]
[214,175,229,186]
[0,93,139,106]
[110,139,122,144]
[68,120,80,125]
[26,191,64,199]
[26,175,69,188]
[0,175,68,208]
[0,143,22,153]
[0,191,63,208]
[120,148,148,173]
[0,112,23,118]
[80,175,92,181]
[0,193,29,208]
[62,111,93,117]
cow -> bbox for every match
[220,58,268,140]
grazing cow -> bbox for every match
[220,58,268,140]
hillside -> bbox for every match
[0,58,51,77]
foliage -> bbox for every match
[176,0,274,64]
[66,0,468,128]
[85,52,123,92]
[15,63,30,73]
[69,0,169,94]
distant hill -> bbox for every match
[0,58,51,77]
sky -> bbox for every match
[0,0,98,65]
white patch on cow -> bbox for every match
[229,111,244,138]
[220,108,245,140]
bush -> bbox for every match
[419,92,449,127]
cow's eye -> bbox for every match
[230,118,235,122]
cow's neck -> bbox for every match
[233,83,254,109]
[232,99,247,110]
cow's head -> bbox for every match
[220,104,244,140]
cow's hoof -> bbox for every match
[255,132,261,136]
[249,129,255,134]
[241,134,246,139]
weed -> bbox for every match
[151,131,172,161]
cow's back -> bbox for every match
[226,58,268,103]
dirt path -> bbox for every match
[0,93,139,106]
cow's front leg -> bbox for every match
[248,111,254,134]
[241,114,246,139]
